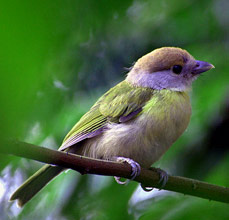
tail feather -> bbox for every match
[10,164,64,207]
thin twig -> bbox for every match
[1,139,229,204]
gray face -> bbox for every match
[126,59,214,91]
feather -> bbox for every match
[59,81,153,151]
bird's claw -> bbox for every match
[150,167,169,189]
[114,157,141,185]
[158,169,169,189]
[141,168,169,192]
[141,184,153,192]
[114,176,129,185]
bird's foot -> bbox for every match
[114,157,141,185]
[140,167,169,192]
[151,167,169,189]
[156,168,169,189]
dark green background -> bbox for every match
[0,0,229,219]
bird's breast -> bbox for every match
[138,90,191,166]
[82,90,191,168]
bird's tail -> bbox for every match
[10,164,64,207]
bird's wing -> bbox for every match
[59,81,153,150]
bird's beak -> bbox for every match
[192,60,215,75]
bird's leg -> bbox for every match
[114,157,141,185]
[141,167,169,192]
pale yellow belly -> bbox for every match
[81,90,191,168]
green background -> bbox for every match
[0,0,228,219]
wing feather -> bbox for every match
[59,81,153,151]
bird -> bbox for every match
[10,47,214,207]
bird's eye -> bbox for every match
[172,65,183,74]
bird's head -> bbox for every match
[126,47,214,91]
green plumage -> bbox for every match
[99,81,153,119]
[10,81,154,206]
[10,46,212,207]
[60,81,153,150]
[10,165,64,207]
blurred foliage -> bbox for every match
[0,0,229,219]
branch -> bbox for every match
[1,139,229,204]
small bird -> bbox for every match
[10,47,214,207]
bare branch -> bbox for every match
[1,139,229,204]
